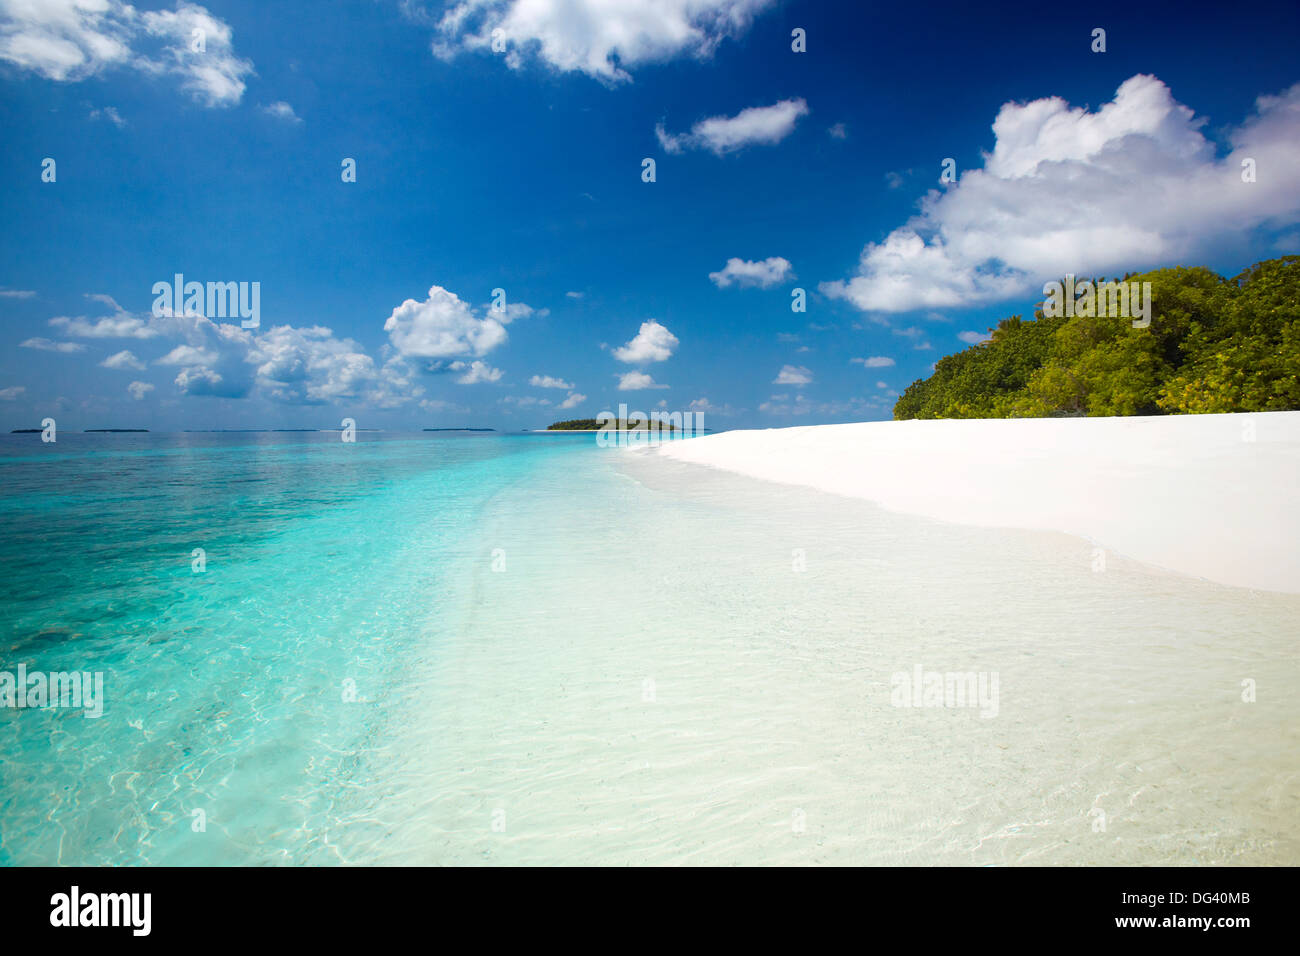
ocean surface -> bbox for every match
[1,432,1297,865]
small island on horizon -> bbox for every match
[544,418,680,431]
[9,428,150,433]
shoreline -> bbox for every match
[653,411,1300,594]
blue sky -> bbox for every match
[1,0,1298,430]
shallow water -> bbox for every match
[326,445,1300,866]
[2,433,1296,865]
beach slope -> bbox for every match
[655,411,1300,594]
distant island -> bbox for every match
[10,428,148,433]
[896,256,1299,419]
[182,429,332,433]
[546,418,679,431]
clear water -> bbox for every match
[0,432,584,865]
[2,433,1297,865]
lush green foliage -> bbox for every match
[893,256,1300,419]
[546,419,603,430]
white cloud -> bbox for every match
[155,344,219,366]
[0,287,36,298]
[556,391,585,409]
[617,371,667,390]
[957,330,992,345]
[127,380,154,400]
[89,105,125,126]
[565,290,584,299]
[20,337,85,353]
[688,397,735,415]
[0,385,25,400]
[613,319,678,363]
[385,285,530,358]
[50,310,157,338]
[529,374,573,389]
[773,364,812,386]
[260,100,301,123]
[53,294,425,407]
[851,356,895,368]
[828,122,847,139]
[249,325,414,406]
[173,365,224,394]
[427,0,774,83]
[0,0,253,106]
[876,381,889,389]
[708,256,793,289]
[656,98,808,155]
[450,360,503,384]
[100,349,146,370]
[821,75,1300,313]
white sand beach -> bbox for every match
[320,423,1300,866]
[654,411,1300,595]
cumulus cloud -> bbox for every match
[127,380,153,400]
[851,356,895,368]
[529,374,573,389]
[708,256,793,289]
[556,391,585,409]
[957,330,992,345]
[613,319,678,363]
[449,360,503,384]
[155,344,220,366]
[50,306,157,339]
[48,295,423,408]
[617,371,667,390]
[385,285,537,359]
[100,349,146,370]
[20,337,85,353]
[821,75,1300,313]
[0,0,254,106]
[656,98,808,155]
[773,364,813,386]
[426,0,774,83]
[0,385,25,400]
[173,364,226,395]
[0,287,36,298]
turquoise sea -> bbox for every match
[0,432,591,865]
[3,431,1297,865]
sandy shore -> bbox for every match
[654,411,1300,594]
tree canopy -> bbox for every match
[893,256,1300,419]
